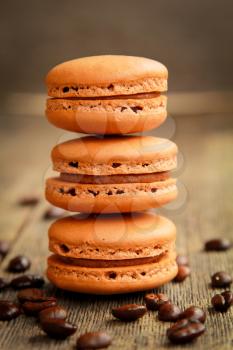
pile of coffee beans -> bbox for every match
[112,295,207,344]
[0,278,112,347]
[146,294,206,343]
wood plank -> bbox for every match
[0,113,233,349]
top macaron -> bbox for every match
[45,55,168,134]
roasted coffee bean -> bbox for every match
[180,306,206,323]
[205,238,231,251]
[167,318,205,344]
[144,293,169,311]
[22,300,57,316]
[176,255,189,266]
[11,274,45,289]
[7,255,31,273]
[43,207,65,220]
[39,306,67,322]
[0,241,10,258]
[0,300,21,321]
[0,277,9,291]
[112,304,147,322]
[40,319,77,339]
[174,265,191,282]
[18,195,39,206]
[158,302,181,322]
[211,271,232,288]
[211,291,233,312]
[76,331,112,349]
[17,288,55,303]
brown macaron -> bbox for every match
[47,212,177,294]
[45,135,178,213]
[45,55,168,134]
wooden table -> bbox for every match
[0,112,233,349]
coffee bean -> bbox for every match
[22,299,57,316]
[17,288,55,304]
[76,331,112,349]
[40,319,77,339]
[211,271,232,288]
[211,291,233,312]
[205,238,231,251]
[39,306,67,322]
[222,290,233,305]
[167,318,205,344]
[7,255,31,273]
[11,274,45,289]
[0,300,21,321]
[112,304,147,322]
[18,195,39,206]
[180,306,206,323]
[176,255,189,266]
[43,207,65,220]
[158,302,181,322]
[0,277,9,291]
[0,241,10,258]
[174,265,191,282]
[144,293,169,311]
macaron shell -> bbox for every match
[46,55,168,98]
[47,253,177,295]
[46,94,167,134]
[48,213,176,260]
[52,136,177,175]
[45,177,177,213]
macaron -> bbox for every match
[45,55,168,134]
[47,212,177,294]
[45,135,178,213]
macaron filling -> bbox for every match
[46,93,166,116]
[59,172,170,184]
[58,253,167,268]
[49,92,161,101]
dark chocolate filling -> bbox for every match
[51,91,161,101]
[57,252,166,268]
[60,172,170,185]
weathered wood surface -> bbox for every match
[0,112,233,349]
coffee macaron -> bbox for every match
[45,55,168,134]
[45,135,178,213]
[47,212,177,294]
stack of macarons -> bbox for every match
[45,55,178,294]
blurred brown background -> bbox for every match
[1,0,233,99]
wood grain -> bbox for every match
[0,113,232,349]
